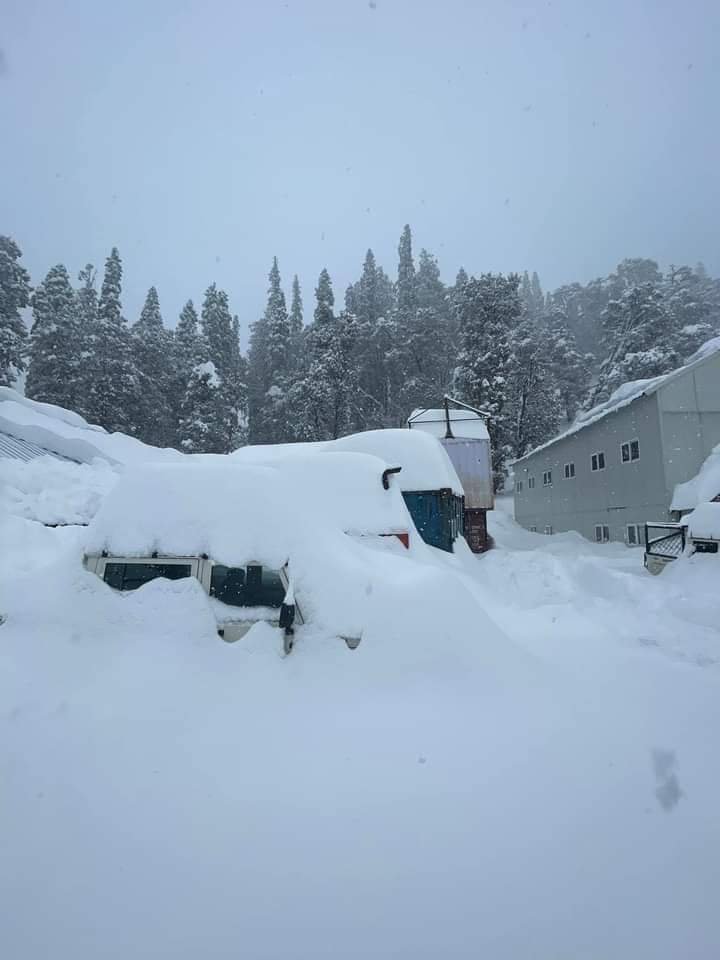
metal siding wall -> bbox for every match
[514,393,669,542]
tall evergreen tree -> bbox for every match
[0,235,31,387]
[289,274,303,341]
[26,264,83,409]
[83,247,138,431]
[131,286,174,446]
[247,259,292,443]
[453,272,523,487]
[178,348,226,454]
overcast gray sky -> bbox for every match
[2,0,718,339]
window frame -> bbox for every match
[544,525,553,535]
[515,479,523,493]
[621,439,640,463]
[594,524,610,543]
[591,451,606,472]
[97,556,200,590]
[543,470,553,487]
[564,462,575,479]
[528,476,536,489]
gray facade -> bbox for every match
[513,349,720,545]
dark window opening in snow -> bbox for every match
[210,564,285,608]
[564,462,575,479]
[594,525,610,543]
[591,452,606,472]
[543,470,552,486]
[530,525,537,532]
[694,540,718,554]
[103,562,192,591]
[544,525,553,535]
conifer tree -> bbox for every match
[83,247,138,431]
[178,346,226,454]
[0,235,31,387]
[131,286,174,445]
[26,264,83,408]
[289,274,303,342]
[453,272,523,487]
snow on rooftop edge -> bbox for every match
[0,387,183,467]
[671,443,720,512]
[408,408,490,442]
[513,336,720,465]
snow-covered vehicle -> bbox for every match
[83,453,418,651]
[644,502,720,574]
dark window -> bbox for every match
[103,562,192,591]
[544,525,553,535]
[594,525,610,543]
[210,564,285,608]
[631,440,640,461]
[591,452,605,472]
[564,462,575,479]
[621,442,630,463]
[627,524,637,545]
[694,540,719,554]
[528,476,536,489]
[516,480,523,492]
[543,470,552,486]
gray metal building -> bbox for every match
[513,344,720,545]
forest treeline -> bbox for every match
[1,229,719,486]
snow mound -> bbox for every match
[0,387,183,466]
[671,443,720,512]
[686,501,720,540]
[231,427,463,495]
[0,456,118,525]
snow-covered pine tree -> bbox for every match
[199,283,246,451]
[542,301,594,424]
[25,264,83,409]
[591,280,675,404]
[130,286,174,446]
[347,249,396,428]
[178,341,226,454]
[397,248,452,412]
[665,264,717,359]
[530,272,544,318]
[289,274,303,345]
[506,316,560,460]
[247,259,291,443]
[290,270,358,440]
[83,247,139,432]
[0,235,31,387]
[453,272,523,488]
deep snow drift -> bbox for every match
[2,481,720,958]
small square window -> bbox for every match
[544,525,553,535]
[543,470,552,486]
[564,462,575,479]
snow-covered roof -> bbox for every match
[408,408,490,442]
[0,388,182,466]
[514,336,720,464]
[671,443,720,512]
[230,428,464,496]
[686,502,720,541]
[0,430,77,464]
[85,454,413,568]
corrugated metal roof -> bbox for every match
[0,431,77,463]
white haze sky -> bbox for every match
[2,0,718,339]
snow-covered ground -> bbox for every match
[1,486,719,958]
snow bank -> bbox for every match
[0,387,183,466]
[686,501,720,540]
[671,443,720,512]
[231,427,463,495]
[0,456,118,525]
